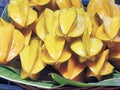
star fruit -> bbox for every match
[42,34,71,65]
[44,9,59,35]
[94,1,120,42]
[0,18,24,64]
[87,0,112,17]
[35,8,59,41]
[56,7,86,38]
[35,11,47,41]
[59,7,77,36]
[87,0,115,37]
[29,0,50,6]
[20,37,46,80]
[8,0,37,28]
[55,0,83,9]
[87,49,114,80]
[55,56,86,81]
[55,0,72,9]
[95,15,120,42]
[88,0,120,39]
[71,29,103,62]
[70,0,83,8]
[35,8,74,65]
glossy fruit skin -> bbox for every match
[0,18,24,64]
[2,0,120,82]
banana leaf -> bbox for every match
[51,73,120,87]
[1,64,120,88]
[0,65,61,89]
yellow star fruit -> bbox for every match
[0,21,14,63]
[29,0,50,6]
[20,37,46,79]
[59,7,77,35]
[55,0,72,9]
[95,16,120,41]
[0,18,24,64]
[35,12,47,41]
[55,56,86,81]
[42,45,71,65]
[70,0,83,8]
[45,34,65,60]
[6,29,24,62]
[42,34,71,65]
[87,0,111,17]
[44,8,59,35]
[35,8,59,41]
[68,8,85,37]
[87,49,114,80]
[8,0,37,28]
[56,7,87,38]
[71,29,103,62]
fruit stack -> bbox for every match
[1,0,120,88]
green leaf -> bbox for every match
[0,66,61,89]
[113,71,120,78]
[51,73,120,87]
[0,65,19,75]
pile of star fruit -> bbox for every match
[0,0,120,82]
